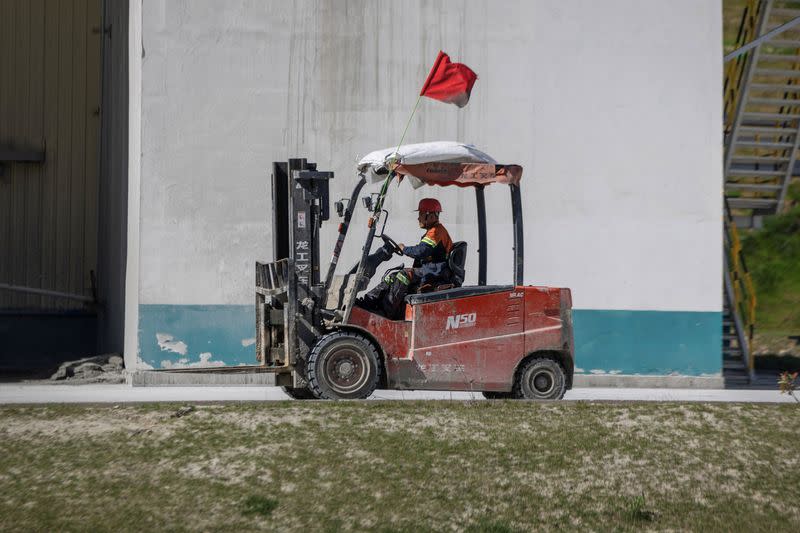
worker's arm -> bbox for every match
[400,235,436,260]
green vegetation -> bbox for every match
[723,0,749,52]
[742,183,800,335]
[1,401,799,532]
[242,495,279,518]
[624,493,656,524]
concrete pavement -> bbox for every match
[0,384,795,404]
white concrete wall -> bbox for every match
[124,0,142,366]
[136,0,722,312]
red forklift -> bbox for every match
[256,142,574,400]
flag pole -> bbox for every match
[347,92,425,323]
[374,50,471,212]
[346,58,439,323]
[374,93,424,212]
[394,93,423,157]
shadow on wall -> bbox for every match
[0,311,98,377]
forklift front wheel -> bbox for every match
[307,331,381,400]
[514,357,567,400]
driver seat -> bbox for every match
[447,241,467,288]
[420,241,467,293]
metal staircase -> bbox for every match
[725,0,800,229]
[723,201,757,384]
[720,0,792,384]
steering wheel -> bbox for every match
[379,233,403,256]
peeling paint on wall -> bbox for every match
[136,357,155,370]
[156,333,188,355]
[139,305,255,369]
[160,352,225,369]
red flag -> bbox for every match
[419,51,478,108]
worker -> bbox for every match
[360,198,453,319]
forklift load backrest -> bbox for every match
[448,241,467,287]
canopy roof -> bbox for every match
[357,141,522,188]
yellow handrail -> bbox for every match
[725,211,757,371]
[724,0,765,134]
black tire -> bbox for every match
[281,386,316,400]
[307,331,381,400]
[482,391,514,399]
[513,357,567,400]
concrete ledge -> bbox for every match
[130,371,276,387]
[130,371,723,389]
[573,374,724,389]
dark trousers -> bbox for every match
[361,268,419,320]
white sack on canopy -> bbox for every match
[357,141,497,188]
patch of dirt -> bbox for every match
[753,334,800,358]
[177,445,274,486]
[210,407,336,430]
[0,408,176,441]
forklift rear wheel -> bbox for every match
[307,331,381,400]
[281,386,317,400]
[514,357,567,400]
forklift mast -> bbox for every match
[272,159,332,295]
[256,159,332,384]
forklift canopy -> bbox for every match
[357,141,522,188]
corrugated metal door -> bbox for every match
[0,0,102,310]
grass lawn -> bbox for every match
[1,401,799,532]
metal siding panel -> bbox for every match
[10,0,30,308]
[25,0,46,309]
[54,0,74,309]
[0,1,11,307]
[41,0,61,305]
[0,0,100,311]
[0,1,6,137]
[70,0,88,301]
[83,0,102,306]
[3,1,14,306]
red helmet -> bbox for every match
[416,198,442,213]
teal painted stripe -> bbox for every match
[138,305,255,369]
[573,310,721,376]
[139,305,722,376]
